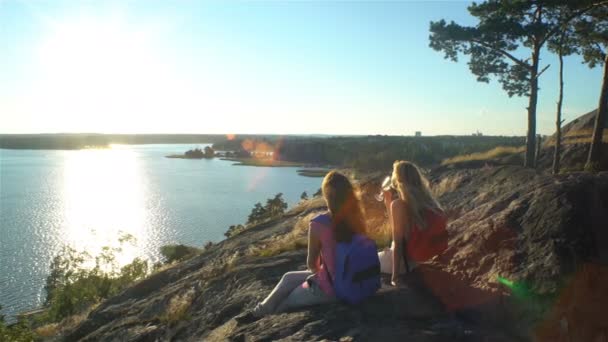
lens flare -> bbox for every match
[497,276,532,298]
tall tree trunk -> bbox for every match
[525,47,540,168]
[553,47,565,175]
[586,53,608,171]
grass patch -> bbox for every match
[33,305,94,339]
[160,244,202,264]
[249,212,318,257]
[544,129,608,146]
[365,216,392,249]
[161,289,195,324]
[441,146,524,165]
[286,196,326,217]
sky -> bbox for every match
[0,0,604,136]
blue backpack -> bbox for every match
[313,214,381,305]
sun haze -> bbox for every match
[0,0,603,135]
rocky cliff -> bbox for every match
[63,165,608,342]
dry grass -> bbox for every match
[366,219,391,249]
[34,323,60,338]
[34,304,97,338]
[545,129,608,146]
[161,288,195,324]
[441,146,524,165]
[286,196,326,217]
[432,173,467,198]
[249,212,318,257]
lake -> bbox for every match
[0,144,323,319]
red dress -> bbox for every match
[405,209,448,263]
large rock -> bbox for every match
[429,166,608,339]
[65,166,608,341]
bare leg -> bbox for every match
[256,271,312,315]
[378,245,416,275]
[275,280,335,313]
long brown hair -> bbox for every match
[391,161,442,230]
[322,171,367,242]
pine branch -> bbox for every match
[536,64,551,79]
[469,38,529,68]
[539,1,608,47]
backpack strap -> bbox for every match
[320,253,334,286]
[311,213,332,226]
[312,213,334,285]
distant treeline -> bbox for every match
[0,133,331,150]
[0,134,228,150]
[214,135,526,170]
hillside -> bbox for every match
[60,164,608,342]
[535,109,608,171]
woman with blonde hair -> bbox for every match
[238,171,368,321]
[377,160,447,286]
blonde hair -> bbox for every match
[322,171,367,242]
[391,161,442,230]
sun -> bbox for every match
[30,12,185,133]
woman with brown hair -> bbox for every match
[242,170,367,318]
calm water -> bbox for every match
[0,145,322,319]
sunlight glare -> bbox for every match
[62,148,148,266]
[31,12,197,133]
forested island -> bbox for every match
[212,135,526,171]
[166,147,216,159]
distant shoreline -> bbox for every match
[0,134,222,150]
[296,169,330,177]
[165,154,214,159]
[220,157,306,167]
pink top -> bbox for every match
[309,217,336,296]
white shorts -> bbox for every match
[378,247,418,274]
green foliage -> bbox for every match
[572,4,608,68]
[203,146,215,157]
[0,305,37,342]
[184,148,204,158]
[225,224,246,238]
[182,146,215,158]
[160,244,202,264]
[247,203,267,225]
[214,135,527,170]
[247,193,287,225]
[430,3,546,97]
[225,193,289,238]
[43,240,149,322]
[572,3,608,169]
[427,0,588,168]
[264,193,288,218]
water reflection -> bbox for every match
[61,147,148,265]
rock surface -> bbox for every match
[64,165,608,341]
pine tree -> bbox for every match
[429,1,603,167]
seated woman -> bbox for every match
[245,171,367,318]
[378,160,446,286]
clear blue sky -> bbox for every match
[0,0,603,136]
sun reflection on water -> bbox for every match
[62,146,148,266]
